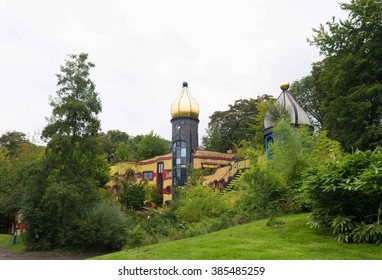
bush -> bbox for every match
[238,156,291,217]
[269,119,315,186]
[69,200,128,251]
[126,225,143,248]
[307,149,382,244]
[174,185,234,224]
[118,180,147,211]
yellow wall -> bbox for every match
[108,150,239,205]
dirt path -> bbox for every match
[0,247,103,260]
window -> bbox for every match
[143,171,153,180]
[181,148,187,157]
[172,140,188,187]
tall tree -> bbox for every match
[42,53,102,157]
[42,53,108,184]
[23,53,109,249]
[202,95,273,152]
[309,0,382,151]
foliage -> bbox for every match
[135,130,170,160]
[21,53,110,250]
[99,130,130,162]
[311,130,342,165]
[238,150,290,217]
[0,131,27,157]
[41,53,108,185]
[69,200,128,251]
[42,53,101,141]
[188,166,206,187]
[173,185,234,224]
[307,148,382,244]
[289,73,324,129]
[239,119,342,216]
[20,163,53,250]
[113,141,131,163]
[0,142,45,223]
[104,130,170,163]
[265,101,289,124]
[146,184,163,206]
[126,225,143,248]
[118,180,147,211]
[269,119,315,186]
[202,95,273,152]
[309,0,382,151]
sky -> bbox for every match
[0,0,349,144]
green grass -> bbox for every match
[92,213,382,260]
[0,234,26,253]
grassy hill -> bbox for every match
[92,213,382,260]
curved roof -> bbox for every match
[171,82,200,119]
[263,83,312,133]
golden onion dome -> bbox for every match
[280,81,290,91]
[171,82,200,119]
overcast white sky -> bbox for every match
[0,0,348,143]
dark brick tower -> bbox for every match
[170,81,199,187]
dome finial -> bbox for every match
[280,81,290,91]
[171,82,199,119]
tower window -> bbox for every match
[172,140,188,187]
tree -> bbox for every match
[202,95,273,152]
[42,53,102,154]
[118,179,147,211]
[41,52,108,184]
[289,63,325,129]
[0,131,27,157]
[100,130,130,162]
[135,131,170,160]
[113,141,131,163]
[23,53,109,249]
[309,0,382,151]
[0,141,45,229]
[102,130,170,163]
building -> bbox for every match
[262,82,313,158]
[108,82,249,205]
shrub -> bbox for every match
[270,119,315,186]
[174,185,234,224]
[118,180,147,211]
[126,225,143,248]
[238,160,291,217]
[307,149,382,244]
[69,200,128,251]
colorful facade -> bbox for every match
[108,82,249,205]
[109,149,244,205]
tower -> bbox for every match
[170,81,199,187]
[263,82,313,158]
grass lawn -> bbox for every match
[0,234,26,253]
[92,213,382,260]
